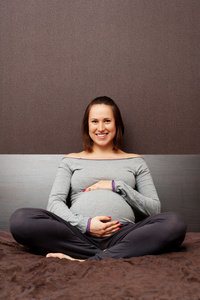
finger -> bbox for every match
[103,228,121,237]
[98,216,112,222]
[103,221,120,228]
[83,185,97,192]
[104,224,122,234]
[83,188,91,192]
[106,225,121,232]
[101,227,121,237]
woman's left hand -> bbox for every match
[83,180,112,192]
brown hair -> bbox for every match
[82,96,124,152]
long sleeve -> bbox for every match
[47,160,89,233]
[114,159,161,218]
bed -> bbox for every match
[0,155,200,299]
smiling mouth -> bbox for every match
[96,133,108,137]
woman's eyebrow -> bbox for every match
[89,116,112,120]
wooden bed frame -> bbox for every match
[0,154,199,232]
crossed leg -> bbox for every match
[9,208,101,259]
[44,212,187,261]
[89,212,187,260]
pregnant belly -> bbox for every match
[70,190,135,223]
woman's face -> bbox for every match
[88,104,116,150]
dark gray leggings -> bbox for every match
[9,208,187,261]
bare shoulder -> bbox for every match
[118,151,142,158]
[64,152,84,159]
[128,153,142,158]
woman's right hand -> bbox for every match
[89,216,121,237]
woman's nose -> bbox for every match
[98,122,105,131]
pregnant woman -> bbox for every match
[9,96,187,261]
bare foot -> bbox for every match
[46,253,85,262]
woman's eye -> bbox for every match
[105,120,111,123]
[92,120,98,124]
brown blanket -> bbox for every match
[0,231,200,299]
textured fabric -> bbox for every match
[47,157,161,233]
[1,230,200,299]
